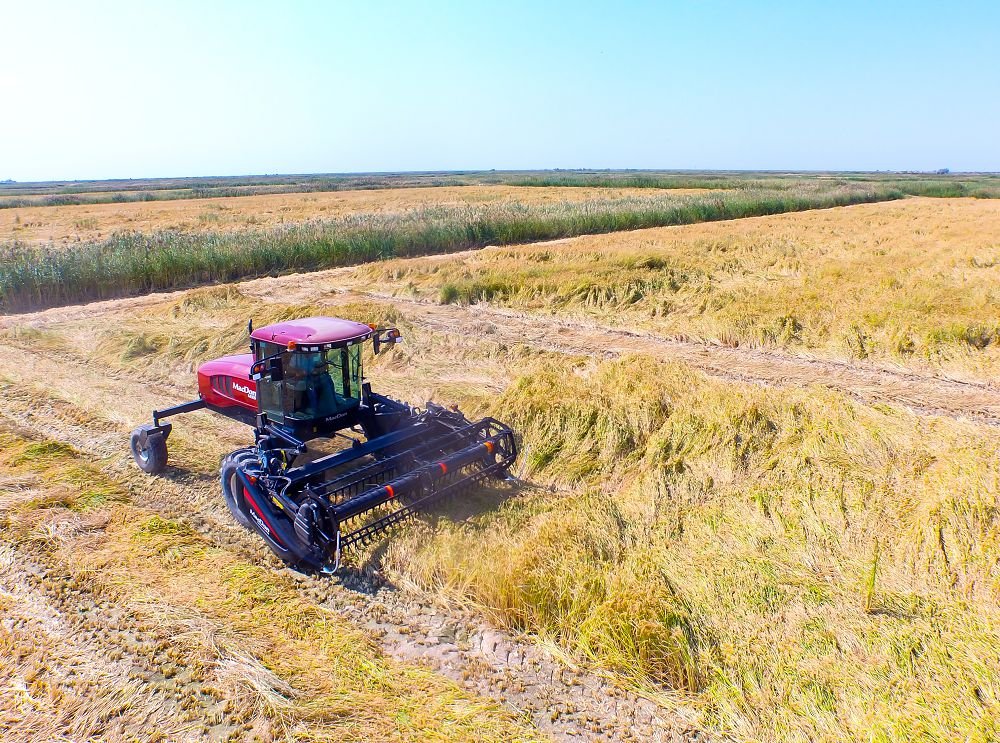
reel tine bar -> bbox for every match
[302,417,517,549]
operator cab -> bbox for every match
[249,317,399,440]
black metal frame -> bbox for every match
[152,398,206,428]
[234,407,518,572]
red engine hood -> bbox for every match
[199,353,253,380]
[197,353,256,411]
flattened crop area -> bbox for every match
[0,185,699,245]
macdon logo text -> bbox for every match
[248,508,271,536]
[233,382,257,401]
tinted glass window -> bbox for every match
[281,344,363,421]
[255,341,284,420]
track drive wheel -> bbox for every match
[130,425,168,474]
[220,448,257,530]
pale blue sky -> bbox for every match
[2,1,998,181]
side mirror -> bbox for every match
[268,356,284,381]
[251,351,286,382]
[373,327,402,355]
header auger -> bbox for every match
[130,316,517,573]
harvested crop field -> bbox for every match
[3,195,1000,741]
[1,185,699,245]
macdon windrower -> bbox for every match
[130,316,518,572]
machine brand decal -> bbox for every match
[243,486,283,545]
[249,508,270,535]
[233,382,257,401]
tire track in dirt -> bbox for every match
[0,545,240,742]
[0,349,706,742]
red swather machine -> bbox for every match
[130,316,517,572]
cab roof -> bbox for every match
[250,316,372,348]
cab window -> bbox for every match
[255,341,284,421]
[255,341,363,422]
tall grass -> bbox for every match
[889,180,1000,198]
[502,174,794,190]
[0,184,902,311]
[502,172,1000,198]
